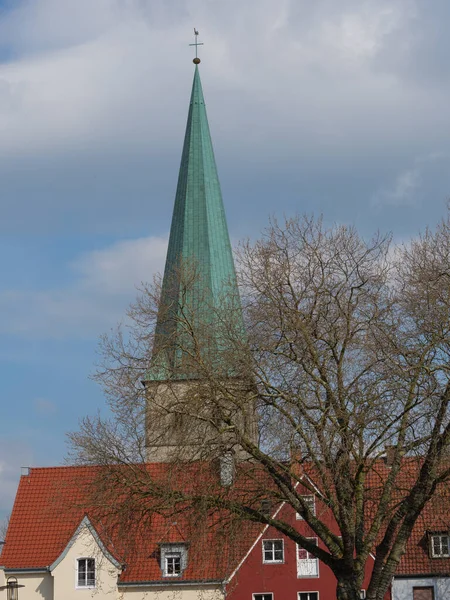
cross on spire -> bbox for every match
[189,28,204,64]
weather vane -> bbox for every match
[189,28,204,64]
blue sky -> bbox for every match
[1,0,450,521]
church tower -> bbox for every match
[144,41,258,462]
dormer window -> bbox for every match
[159,543,188,577]
[430,533,450,558]
[165,552,182,576]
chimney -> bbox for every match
[290,444,303,477]
[219,452,235,487]
[385,445,397,467]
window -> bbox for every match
[297,538,319,578]
[430,534,449,557]
[413,587,434,600]
[77,558,95,587]
[253,595,273,600]
[165,552,182,576]
[261,499,272,515]
[296,495,316,520]
[298,593,319,600]
[262,539,284,563]
[360,591,366,599]
[160,543,188,577]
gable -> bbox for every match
[49,516,121,572]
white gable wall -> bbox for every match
[51,524,119,599]
[392,577,450,600]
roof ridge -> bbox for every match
[21,464,103,473]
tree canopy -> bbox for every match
[69,212,450,600]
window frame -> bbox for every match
[253,594,274,600]
[296,495,316,520]
[296,537,320,579]
[159,543,188,577]
[76,557,96,589]
[164,552,182,577]
[412,586,435,600]
[430,533,450,558]
[298,593,319,600]
[262,539,284,564]
[297,537,318,561]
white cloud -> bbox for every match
[0,235,168,338]
[371,152,450,208]
[0,0,448,238]
[372,167,421,207]
[72,236,167,295]
[0,0,444,162]
[307,4,407,65]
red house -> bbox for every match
[226,478,386,600]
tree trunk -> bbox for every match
[336,575,362,600]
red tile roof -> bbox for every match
[1,459,449,582]
[363,459,450,577]
[301,458,450,577]
[395,480,450,576]
[0,464,262,584]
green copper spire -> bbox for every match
[149,65,244,380]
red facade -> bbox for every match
[227,498,390,600]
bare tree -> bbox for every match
[69,213,450,600]
[0,515,9,541]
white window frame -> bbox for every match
[253,594,274,600]
[160,543,188,577]
[75,557,96,589]
[298,592,319,600]
[297,537,319,578]
[296,495,316,520]
[262,539,284,564]
[164,552,182,577]
[430,534,450,557]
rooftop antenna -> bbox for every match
[189,28,204,64]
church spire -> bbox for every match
[148,60,244,381]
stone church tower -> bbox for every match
[144,57,258,462]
